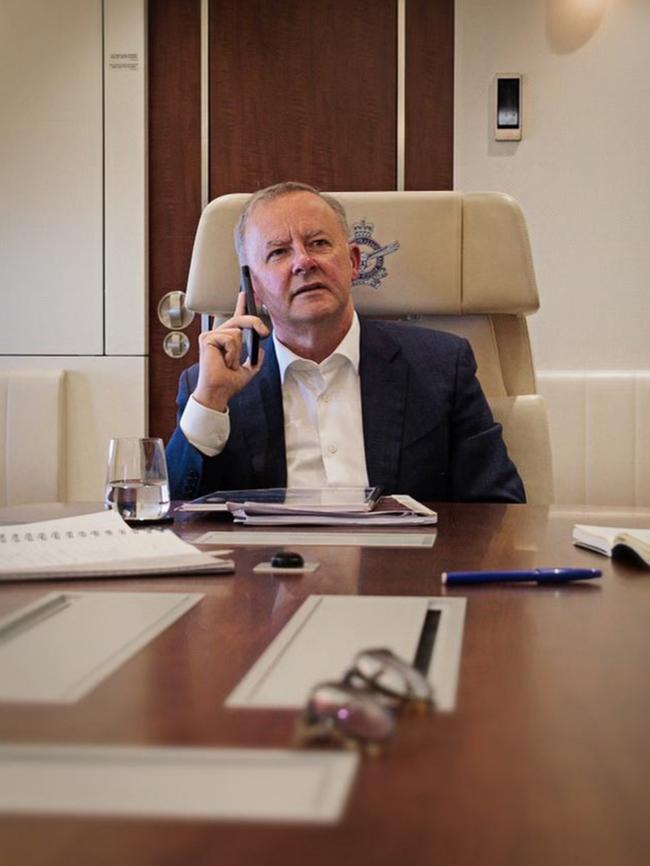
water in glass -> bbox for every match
[105,479,170,521]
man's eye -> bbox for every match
[267,248,286,260]
[311,238,330,248]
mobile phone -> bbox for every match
[240,265,260,365]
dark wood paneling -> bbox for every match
[148,0,202,441]
[209,0,397,195]
[405,0,454,190]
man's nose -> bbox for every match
[291,245,316,275]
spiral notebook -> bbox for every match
[0,510,233,581]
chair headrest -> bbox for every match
[186,190,539,317]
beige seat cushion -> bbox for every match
[490,395,554,506]
[186,191,539,318]
[0,370,66,505]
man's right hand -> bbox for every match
[192,292,270,412]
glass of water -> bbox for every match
[105,437,170,522]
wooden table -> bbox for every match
[1,503,650,866]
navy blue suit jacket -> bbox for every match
[166,319,525,503]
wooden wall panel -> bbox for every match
[148,0,202,441]
[148,0,455,444]
[209,0,397,195]
[405,0,454,190]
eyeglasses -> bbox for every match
[295,647,435,755]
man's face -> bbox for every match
[242,191,360,343]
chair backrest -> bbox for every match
[0,369,67,506]
[186,191,554,504]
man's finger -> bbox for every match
[241,346,266,376]
[217,311,269,334]
[233,290,247,317]
[199,328,242,370]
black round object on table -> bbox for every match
[270,551,305,568]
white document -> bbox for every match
[229,513,437,526]
[0,744,358,824]
[0,590,202,702]
[0,510,233,579]
[225,494,437,526]
[194,530,436,548]
[227,594,466,712]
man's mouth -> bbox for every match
[292,282,327,298]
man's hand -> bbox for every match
[192,292,270,412]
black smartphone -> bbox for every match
[240,265,260,365]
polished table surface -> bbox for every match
[1,503,650,866]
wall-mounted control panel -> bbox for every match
[495,74,522,141]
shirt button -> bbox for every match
[328,445,337,454]
[321,393,329,403]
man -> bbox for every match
[167,182,525,503]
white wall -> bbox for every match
[0,0,147,502]
[455,0,650,371]
[455,0,650,504]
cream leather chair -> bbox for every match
[0,369,66,505]
[185,191,553,504]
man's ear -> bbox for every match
[246,267,262,306]
[349,243,361,279]
[250,279,268,317]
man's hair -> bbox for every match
[234,181,350,262]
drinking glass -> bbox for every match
[105,437,170,522]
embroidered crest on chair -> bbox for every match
[351,220,400,289]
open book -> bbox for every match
[0,510,234,581]
[572,525,650,568]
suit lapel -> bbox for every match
[359,320,409,492]
[238,339,287,486]
[239,323,410,491]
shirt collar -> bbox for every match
[273,311,361,383]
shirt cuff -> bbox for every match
[180,394,230,457]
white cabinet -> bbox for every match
[0,0,104,355]
[0,1,147,501]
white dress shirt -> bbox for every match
[180,313,369,488]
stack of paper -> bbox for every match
[0,510,234,581]
[226,495,437,526]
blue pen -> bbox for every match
[441,567,602,586]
